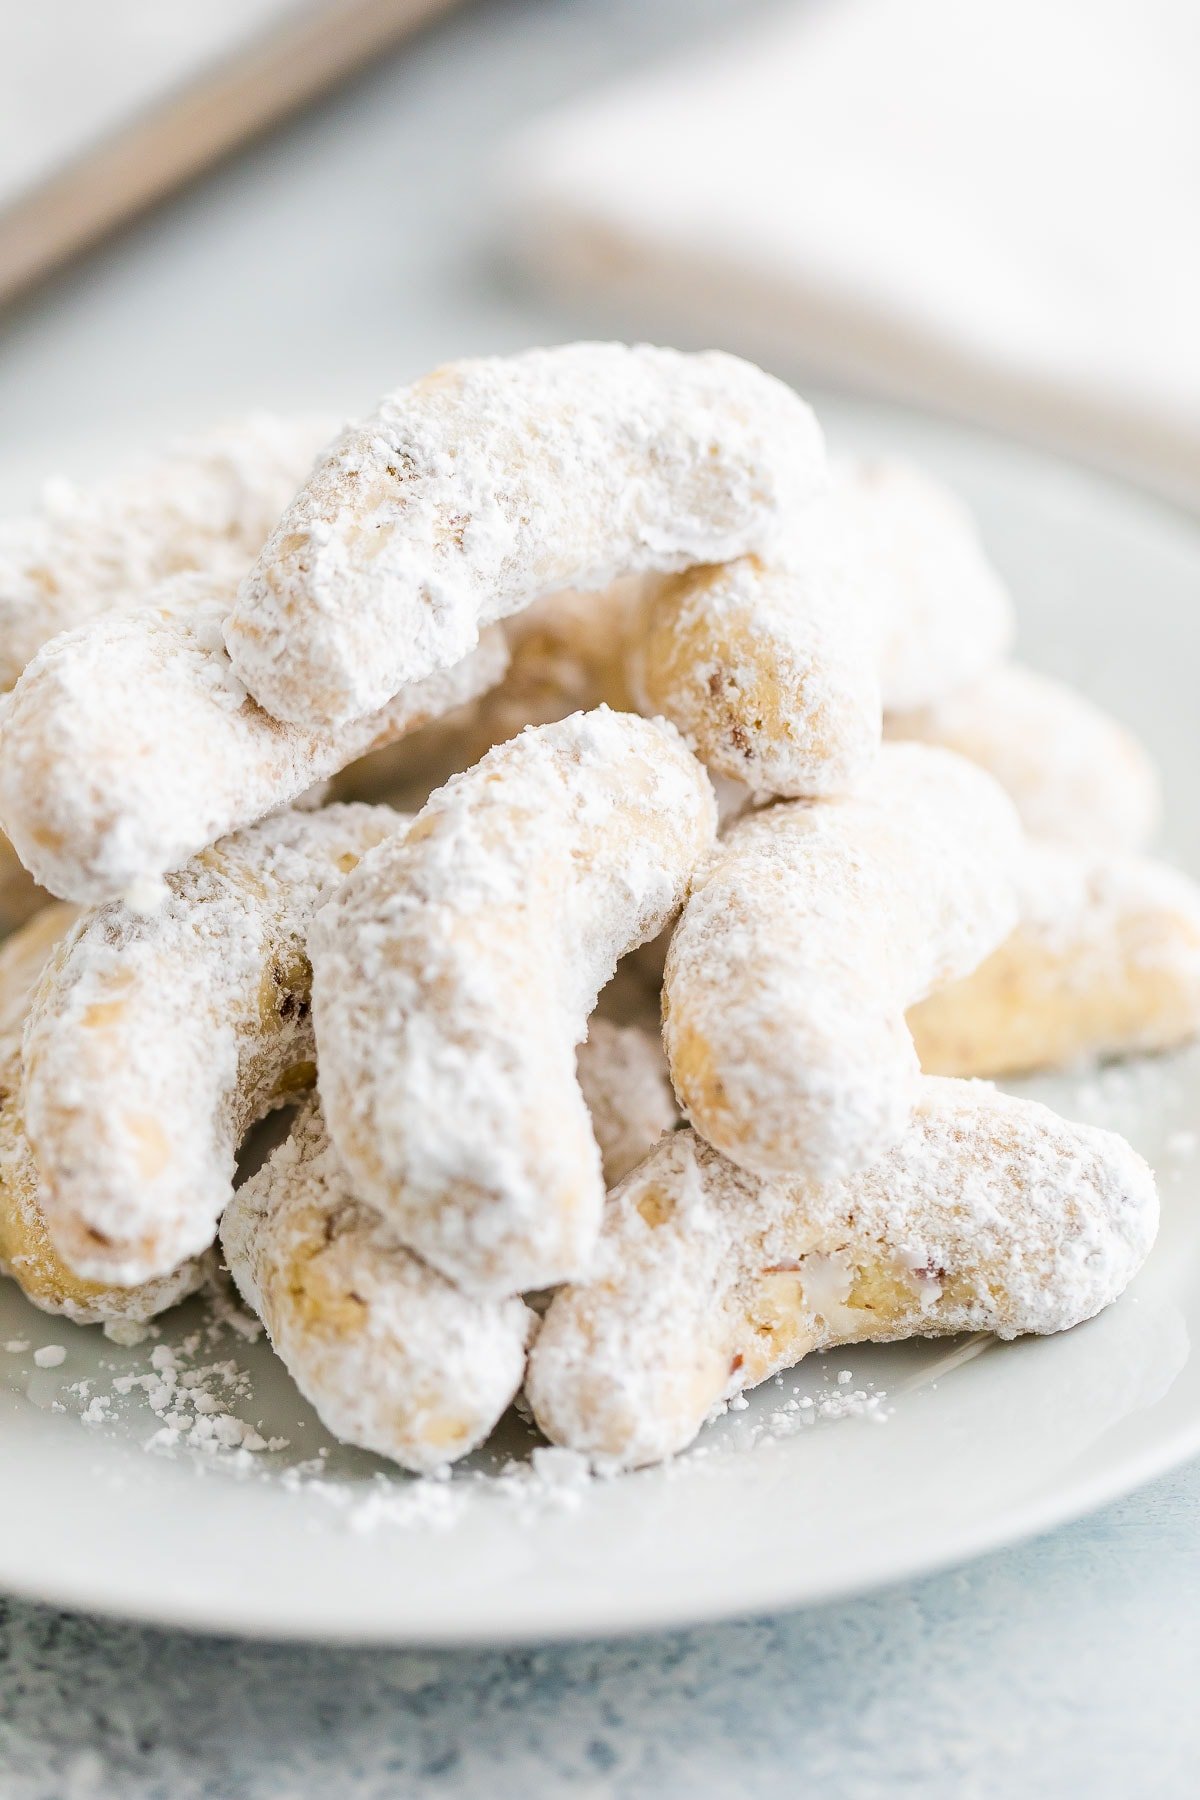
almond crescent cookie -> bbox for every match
[0,576,505,904]
[219,1011,676,1471]
[311,708,718,1298]
[333,577,645,812]
[663,743,1022,1183]
[626,534,880,798]
[910,844,1200,1076]
[0,413,336,691]
[625,456,1015,796]
[831,455,1015,712]
[24,803,409,1286]
[0,905,211,1322]
[577,1017,679,1188]
[225,344,824,728]
[221,1098,536,1473]
[528,1080,1159,1467]
[886,662,1161,851]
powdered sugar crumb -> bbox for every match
[204,1278,264,1344]
[102,1319,154,1347]
[706,1363,892,1449]
[72,1323,290,1465]
[43,1273,908,1535]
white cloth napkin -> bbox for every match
[504,0,1200,509]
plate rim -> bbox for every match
[0,1410,1197,1644]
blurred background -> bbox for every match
[1,0,1197,507]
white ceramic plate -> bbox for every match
[1,400,1199,1645]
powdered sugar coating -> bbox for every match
[312,708,718,1298]
[623,457,1015,798]
[226,344,824,728]
[334,577,644,813]
[0,905,211,1322]
[529,1080,1159,1467]
[911,842,1200,1076]
[664,743,1022,1183]
[0,575,506,903]
[886,662,1162,850]
[221,1098,535,1473]
[24,803,408,1287]
[576,1017,679,1187]
[830,455,1014,711]
[627,525,880,796]
[0,413,336,691]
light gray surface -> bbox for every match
[1,1469,1198,1799]
[0,0,1197,1792]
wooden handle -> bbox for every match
[0,0,464,308]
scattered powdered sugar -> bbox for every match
[114,1340,289,1458]
[26,1265,903,1533]
[53,1290,291,1471]
[290,1445,602,1535]
[102,1319,152,1347]
[709,1364,891,1450]
[761,1381,889,1435]
[204,1272,265,1343]
[331,1475,470,1535]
